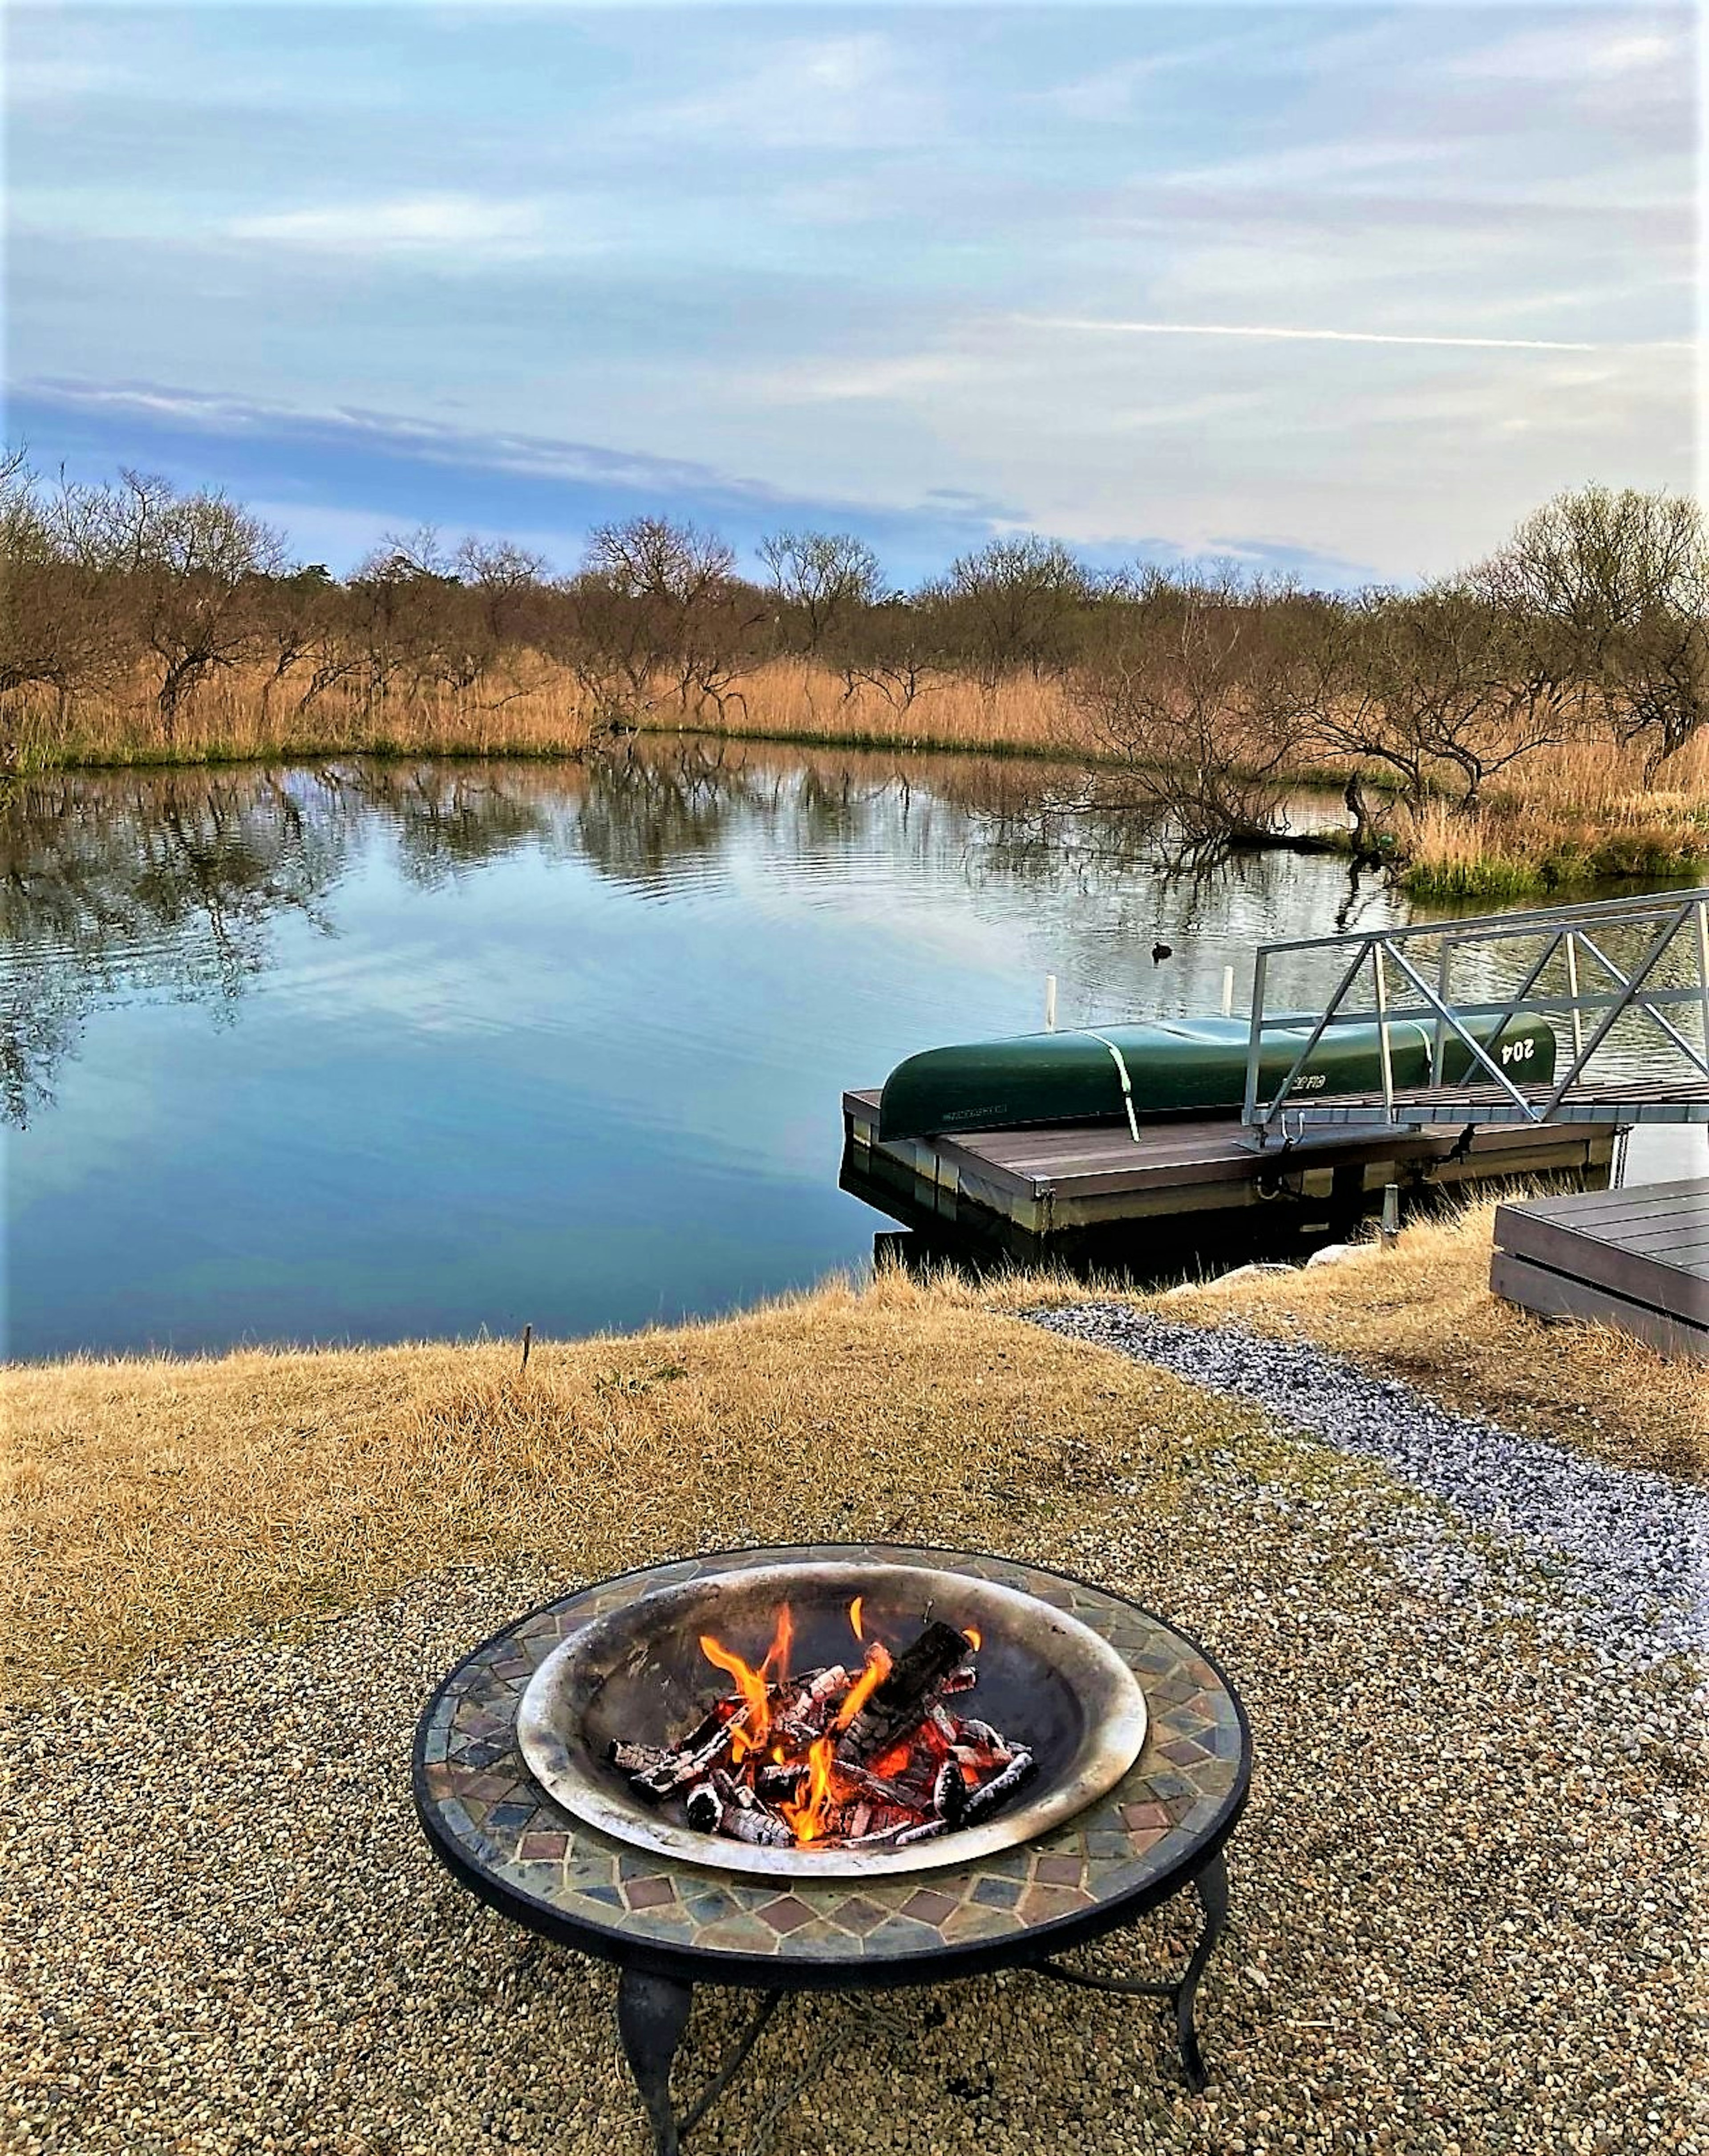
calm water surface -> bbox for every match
[6,745,1703,1358]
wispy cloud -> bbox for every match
[227,195,567,258]
[6,3,1694,584]
[1019,316,1610,355]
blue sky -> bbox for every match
[5,3,1697,586]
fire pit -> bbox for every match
[415,1545,1250,2156]
[516,1558,1150,1876]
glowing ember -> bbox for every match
[613,1597,1034,1852]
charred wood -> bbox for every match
[959,1750,1036,1825]
[684,1781,723,1834]
[837,1620,970,1765]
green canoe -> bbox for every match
[876,1012,1557,1143]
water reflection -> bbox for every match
[4,743,1701,1357]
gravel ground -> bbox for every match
[1027,1308,1709,1684]
[6,1345,1704,2156]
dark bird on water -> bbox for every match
[1151,942,1172,964]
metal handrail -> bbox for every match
[1242,887,1709,1132]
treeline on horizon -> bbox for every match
[2,447,1703,846]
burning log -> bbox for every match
[836,1621,973,1767]
[613,1601,1032,1852]
[772,1664,848,1750]
[754,1760,806,1805]
[957,1719,1009,1754]
[721,1807,793,1848]
[618,1702,751,1797]
[836,1762,919,1811]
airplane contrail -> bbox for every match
[1024,315,1600,353]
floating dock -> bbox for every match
[841,1088,1620,1267]
[1491,1178,1709,1362]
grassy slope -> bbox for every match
[0,1274,1240,1708]
[8,1214,1701,1711]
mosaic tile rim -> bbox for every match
[413,1543,1251,1977]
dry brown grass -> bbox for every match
[18,659,1096,771]
[7,1224,1695,1710]
[23,657,1706,895]
[14,658,598,770]
[1400,733,1709,898]
[1,1271,1248,1709]
[722,661,1097,758]
[1144,1199,1709,1481]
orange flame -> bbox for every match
[689,1600,984,1846]
[832,1641,893,1731]
[781,1734,838,1843]
[698,1632,771,1759]
[762,1604,794,1683]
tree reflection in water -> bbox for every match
[0,741,1373,1128]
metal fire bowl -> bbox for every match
[516,1559,1150,1879]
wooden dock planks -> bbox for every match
[1491,1178,1709,1362]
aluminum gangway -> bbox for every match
[1241,887,1709,1139]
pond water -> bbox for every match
[5,744,1703,1359]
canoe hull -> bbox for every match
[876,1014,1558,1142]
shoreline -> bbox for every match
[12,718,1708,902]
[6,1204,1702,1710]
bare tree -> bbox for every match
[252,563,337,719]
[938,535,1100,684]
[832,594,943,713]
[574,518,760,724]
[1079,573,1333,867]
[56,471,288,739]
[1471,486,1707,780]
[0,455,126,713]
[758,529,883,654]
[1306,587,1576,814]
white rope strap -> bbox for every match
[1082,1031,1142,1144]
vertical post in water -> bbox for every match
[1564,931,1585,1067]
[1044,974,1057,1032]
[1221,965,1235,1018]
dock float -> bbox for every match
[842,1088,1620,1266]
[1491,1177,1709,1362]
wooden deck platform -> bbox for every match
[842,1088,1620,1265]
[1491,1178,1709,1362]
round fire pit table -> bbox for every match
[414,1544,1251,2155]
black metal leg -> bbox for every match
[618,1970,694,2156]
[1032,1845,1232,2094]
[1174,1848,1230,2094]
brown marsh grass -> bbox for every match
[1397,735,1709,899]
[12,657,599,771]
[19,655,1707,894]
